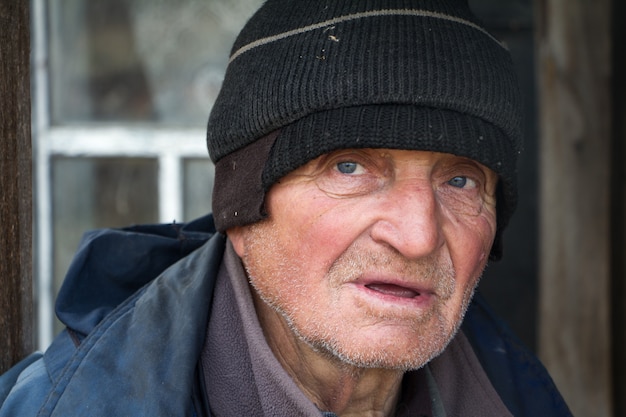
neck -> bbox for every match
[253,291,404,417]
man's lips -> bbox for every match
[364,283,421,299]
[356,279,435,306]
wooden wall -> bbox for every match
[610,0,626,415]
[0,0,33,373]
[535,0,615,416]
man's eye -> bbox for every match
[448,176,476,189]
[336,161,360,174]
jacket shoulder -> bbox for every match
[462,293,573,417]
[0,353,44,409]
[1,215,220,416]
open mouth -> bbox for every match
[364,283,422,299]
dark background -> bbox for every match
[469,0,539,351]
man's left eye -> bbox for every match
[448,176,476,189]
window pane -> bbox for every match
[183,158,215,221]
[48,0,262,126]
[52,157,158,334]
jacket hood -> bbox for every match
[55,214,217,337]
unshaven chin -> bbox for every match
[240,220,484,372]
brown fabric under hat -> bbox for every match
[212,131,279,230]
[208,0,523,260]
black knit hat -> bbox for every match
[207,0,523,260]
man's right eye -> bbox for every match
[315,152,387,198]
[336,161,360,174]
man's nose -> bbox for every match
[369,181,444,260]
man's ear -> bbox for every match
[226,226,247,257]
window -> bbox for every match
[32,0,263,349]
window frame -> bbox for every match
[32,0,209,349]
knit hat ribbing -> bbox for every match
[207,0,523,260]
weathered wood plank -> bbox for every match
[610,1,626,414]
[535,0,612,415]
[0,0,33,373]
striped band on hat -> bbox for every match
[229,8,506,64]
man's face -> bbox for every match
[229,149,498,370]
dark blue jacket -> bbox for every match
[0,215,572,416]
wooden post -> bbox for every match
[0,0,33,373]
[611,0,626,414]
[535,0,612,415]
